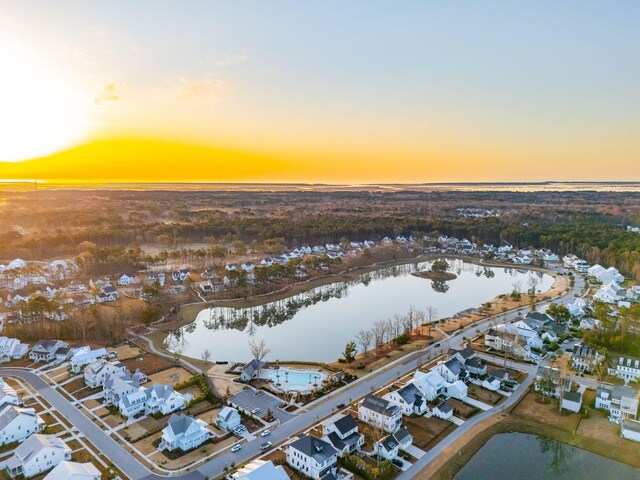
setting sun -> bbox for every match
[0,40,87,162]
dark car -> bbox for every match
[392,458,404,468]
[336,403,346,409]
[433,342,440,348]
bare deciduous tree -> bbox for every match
[356,329,373,357]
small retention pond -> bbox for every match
[455,433,639,480]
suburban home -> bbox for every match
[29,340,69,363]
[240,359,266,382]
[286,435,338,480]
[435,357,468,384]
[608,356,640,383]
[42,461,101,480]
[215,406,241,432]
[445,380,468,400]
[621,420,640,443]
[595,385,639,423]
[5,434,72,479]
[159,413,212,452]
[384,383,427,416]
[70,347,108,374]
[485,328,531,360]
[0,405,45,446]
[482,376,501,392]
[412,370,446,401]
[374,428,413,460]
[561,391,583,413]
[323,415,364,456]
[231,460,291,480]
[571,344,604,373]
[83,359,128,388]
[171,270,190,282]
[118,383,191,418]
[449,347,486,375]
[358,394,402,433]
[103,369,147,406]
[0,378,21,405]
[117,273,136,286]
[432,400,454,420]
[534,366,566,398]
[96,285,119,303]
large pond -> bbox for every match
[455,433,639,479]
[164,259,554,362]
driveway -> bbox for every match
[229,389,295,423]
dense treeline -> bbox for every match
[1,189,640,279]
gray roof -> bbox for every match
[332,415,358,436]
[242,359,266,377]
[436,400,453,414]
[612,385,638,401]
[31,340,65,353]
[488,368,508,380]
[444,357,466,376]
[167,413,195,436]
[563,391,582,403]
[11,434,68,464]
[361,394,400,417]
[380,428,411,452]
[622,419,640,434]
[397,383,423,405]
[289,435,337,464]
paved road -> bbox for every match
[0,272,584,480]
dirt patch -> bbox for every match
[103,414,125,428]
[122,352,175,376]
[404,415,456,450]
[110,344,142,360]
[124,422,150,443]
[148,366,193,386]
[512,391,581,432]
[448,399,480,419]
[467,384,503,406]
[62,377,87,394]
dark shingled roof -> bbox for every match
[289,435,337,464]
[332,415,358,436]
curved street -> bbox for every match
[0,271,584,480]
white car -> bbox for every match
[251,408,261,415]
[260,429,271,437]
[231,444,242,453]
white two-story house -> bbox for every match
[384,383,427,416]
[0,405,44,446]
[608,356,640,383]
[595,385,639,424]
[5,434,71,478]
[323,415,364,456]
[286,435,337,480]
[159,413,212,452]
[358,394,402,433]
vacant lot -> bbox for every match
[448,399,479,419]
[512,391,581,432]
[123,352,174,376]
[467,384,503,406]
[111,344,142,360]
[149,366,193,386]
[404,415,456,450]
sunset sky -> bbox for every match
[0,1,638,183]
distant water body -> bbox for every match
[1,181,640,192]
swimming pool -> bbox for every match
[262,367,328,392]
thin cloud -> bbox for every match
[216,54,248,67]
[94,83,120,104]
[175,74,234,102]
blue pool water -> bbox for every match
[263,368,328,392]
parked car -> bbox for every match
[261,429,271,437]
[260,441,272,450]
[336,403,346,409]
[237,424,247,431]
[233,427,244,435]
[433,342,440,348]
[392,458,404,468]
[231,444,242,453]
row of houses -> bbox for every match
[83,358,189,418]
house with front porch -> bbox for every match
[384,383,427,416]
[595,385,639,424]
[29,340,69,363]
[374,428,413,461]
[323,415,364,456]
[412,370,446,401]
[159,413,212,452]
[358,394,402,433]
[608,356,640,383]
[83,359,128,388]
[70,347,108,374]
[5,435,71,478]
[216,406,241,432]
[286,435,338,480]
